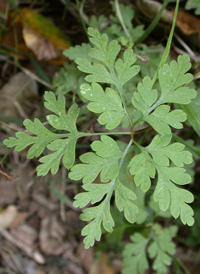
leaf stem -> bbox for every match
[117,84,133,126]
[152,0,179,85]
[135,0,170,46]
[114,0,130,38]
[119,138,133,170]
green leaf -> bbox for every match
[80,188,115,248]
[52,63,85,95]
[69,136,123,184]
[185,0,200,15]
[128,134,194,225]
[74,179,116,248]
[73,177,138,248]
[148,224,178,274]
[37,137,77,176]
[154,166,194,225]
[149,195,171,218]
[87,27,121,67]
[122,233,149,274]
[132,76,157,114]
[172,135,200,158]
[129,152,156,192]
[145,105,187,135]
[147,134,193,167]
[115,179,138,223]
[4,91,81,176]
[158,55,196,104]
[132,55,197,134]
[118,142,148,224]
[80,83,125,129]
[63,43,92,61]
[44,92,79,132]
[76,28,140,87]
[115,49,140,86]
[76,57,115,84]
[88,15,107,28]
[3,118,57,159]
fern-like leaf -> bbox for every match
[132,55,196,134]
[80,83,126,129]
[76,27,140,87]
[4,92,82,176]
[148,224,178,274]
[122,233,149,274]
[128,152,156,192]
[69,135,123,184]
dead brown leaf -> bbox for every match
[0,205,17,229]
[9,212,28,229]
[171,10,200,41]
[23,25,59,61]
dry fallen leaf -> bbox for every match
[171,10,200,41]
[1,8,71,63]
[137,0,173,23]
[23,25,59,61]
[0,205,18,229]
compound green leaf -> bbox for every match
[122,233,149,274]
[44,92,79,132]
[74,183,111,208]
[154,166,194,225]
[74,181,115,248]
[148,224,178,274]
[37,137,77,176]
[145,105,187,135]
[3,118,57,159]
[4,91,81,176]
[63,43,92,61]
[158,55,196,104]
[69,136,123,184]
[115,48,140,86]
[149,195,171,218]
[88,14,107,28]
[131,76,157,114]
[80,83,125,129]
[115,179,138,223]
[76,57,115,84]
[52,64,85,95]
[129,152,156,192]
[118,142,148,224]
[88,27,121,67]
[81,201,114,249]
[76,28,139,87]
[147,134,193,167]
[185,0,200,14]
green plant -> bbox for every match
[185,0,200,15]
[3,1,199,273]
